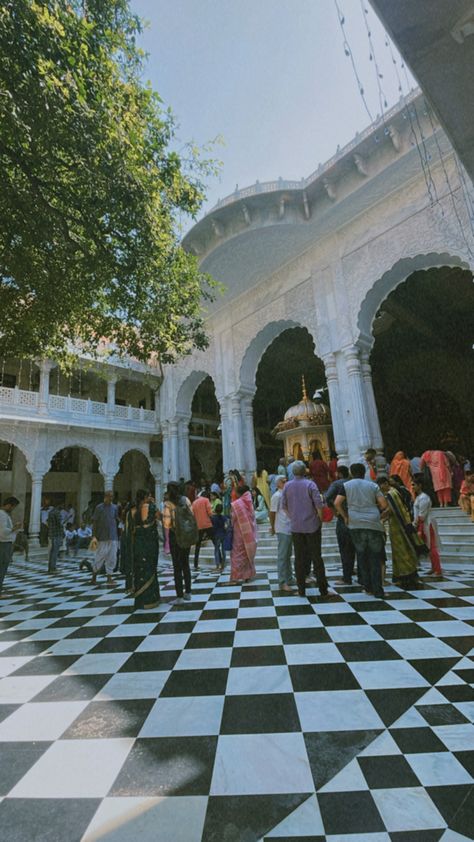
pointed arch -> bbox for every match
[239,319,314,392]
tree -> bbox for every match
[0,0,219,364]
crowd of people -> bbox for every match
[0,445,472,605]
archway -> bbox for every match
[369,265,474,458]
[44,447,104,522]
[0,440,31,525]
[252,326,327,467]
[116,449,154,503]
[189,375,221,484]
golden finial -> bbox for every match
[301,375,308,400]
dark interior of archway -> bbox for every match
[254,327,326,466]
[371,266,474,459]
[190,376,222,483]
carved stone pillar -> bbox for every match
[230,394,245,477]
[78,449,93,522]
[105,374,118,418]
[323,353,348,462]
[38,360,56,415]
[28,473,44,546]
[343,345,372,454]
[218,398,232,475]
[241,393,257,479]
[169,420,180,480]
[178,416,191,480]
[360,350,384,451]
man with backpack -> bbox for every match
[163,481,198,603]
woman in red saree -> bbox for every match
[230,486,257,582]
[420,450,452,507]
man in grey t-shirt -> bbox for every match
[335,463,388,598]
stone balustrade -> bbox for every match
[0,385,157,432]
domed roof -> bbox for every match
[283,379,331,423]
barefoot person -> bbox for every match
[230,485,257,583]
[90,490,119,587]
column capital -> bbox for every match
[37,359,57,374]
[104,371,119,385]
[31,472,44,484]
[169,419,179,435]
[322,352,338,381]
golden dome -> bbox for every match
[283,377,331,424]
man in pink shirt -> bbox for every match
[191,492,213,569]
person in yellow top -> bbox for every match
[252,462,271,509]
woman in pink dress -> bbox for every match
[230,486,257,583]
[420,450,452,507]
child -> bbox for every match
[211,503,229,572]
[459,471,474,521]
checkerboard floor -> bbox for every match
[0,554,473,842]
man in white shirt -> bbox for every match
[0,496,21,595]
[269,477,295,592]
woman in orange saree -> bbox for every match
[230,486,257,583]
[389,451,413,495]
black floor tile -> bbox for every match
[410,657,460,685]
[390,726,448,754]
[119,650,181,672]
[351,601,394,612]
[402,609,450,622]
[319,613,366,626]
[416,703,470,726]
[336,641,401,661]
[0,704,19,723]
[122,613,162,625]
[281,627,331,645]
[454,667,474,683]
[160,668,228,697]
[236,617,279,631]
[11,655,79,676]
[66,626,112,639]
[441,636,474,655]
[151,621,196,635]
[110,736,217,796]
[374,623,431,640]
[200,609,239,621]
[275,604,315,616]
[454,750,474,778]
[1,641,52,656]
[0,797,100,841]
[31,674,110,702]
[0,743,52,796]
[438,683,474,703]
[290,663,360,692]
[427,784,474,836]
[358,754,421,788]
[220,693,301,734]
[318,790,385,834]
[62,698,154,739]
[202,793,310,842]
[303,729,381,789]
[366,687,427,727]
[240,598,274,608]
[389,831,444,842]
[230,645,286,667]
[185,632,235,649]
[89,636,143,653]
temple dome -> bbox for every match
[284,396,328,421]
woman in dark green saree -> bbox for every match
[132,490,161,610]
[120,503,134,594]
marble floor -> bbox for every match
[0,553,473,841]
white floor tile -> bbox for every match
[432,724,474,751]
[95,671,170,701]
[82,796,208,842]
[277,614,323,629]
[285,643,344,664]
[406,751,472,786]
[418,621,474,637]
[140,695,224,737]
[48,638,101,655]
[234,629,282,647]
[66,652,131,674]
[174,648,233,670]
[266,794,324,837]
[320,758,369,792]
[107,623,156,637]
[85,614,128,626]
[372,787,447,831]
[211,732,314,795]
[238,607,276,619]
[193,619,237,633]
[226,665,292,695]
[136,633,190,652]
[0,674,56,703]
[326,625,383,642]
[348,660,429,689]
[10,738,134,798]
[360,611,411,625]
[0,700,88,741]
[0,655,34,677]
[295,690,384,732]
[388,638,460,660]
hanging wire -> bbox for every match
[333,0,374,123]
[358,0,389,116]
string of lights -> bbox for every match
[333,0,373,123]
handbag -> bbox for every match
[321,505,334,523]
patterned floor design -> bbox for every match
[0,553,473,842]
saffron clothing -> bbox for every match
[191,496,213,530]
[389,451,413,492]
[309,458,331,492]
[230,491,257,581]
[253,470,271,509]
[459,478,474,521]
[132,502,160,610]
[385,487,420,587]
[420,450,452,505]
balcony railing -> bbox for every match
[0,386,157,432]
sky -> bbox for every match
[131,0,416,217]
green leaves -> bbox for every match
[0,0,220,365]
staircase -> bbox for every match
[198,509,474,567]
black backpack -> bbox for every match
[175,496,198,548]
